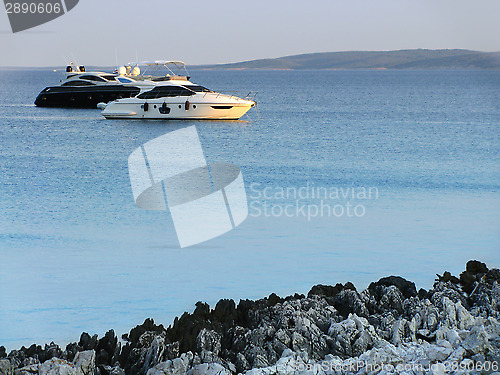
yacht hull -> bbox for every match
[102,99,255,120]
[35,86,141,108]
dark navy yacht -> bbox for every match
[35,63,142,108]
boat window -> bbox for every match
[101,75,117,81]
[62,81,96,86]
[116,77,136,83]
[137,86,195,99]
[211,105,233,110]
[80,75,107,82]
[151,77,171,82]
[150,76,189,82]
[183,85,213,93]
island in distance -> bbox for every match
[196,49,500,70]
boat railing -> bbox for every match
[202,90,258,101]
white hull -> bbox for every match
[101,93,255,120]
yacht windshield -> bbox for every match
[137,86,195,99]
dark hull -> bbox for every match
[35,85,141,108]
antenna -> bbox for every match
[115,49,119,70]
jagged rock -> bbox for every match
[492,281,500,308]
[380,286,405,313]
[146,351,194,375]
[369,275,418,300]
[290,332,308,356]
[425,340,453,362]
[99,366,124,375]
[96,330,119,367]
[447,346,466,362]
[251,355,268,369]
[117,320,174,375]
[3,260,499,375]
[73,350,95,375]
[242,350,306,375]
[435,327,461,348]
[124,320,166,345]
[78,334,98,352]
[142,336,167,372]
[212,300,236,324]
[307,282,356,299]
[391,318,408,345]
[462,324,492,356]
[431,281,467,308]
[234,353,249,373]
[455,301,476,330]
[328,314,378,358]
[39,358,76,375]
[436,271,460,284]
[195,330,221,356]
[26,343,63,364]
[0,359,13,375]
[460,260,489,294]
[13,364,38,375]
[186,363,230,375]
[333,289,369,318]
[271,329,290,356]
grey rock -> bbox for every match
[38,359,76,375]
[147,358,181,375]
[142,336,167,372]
[380,286,405,313]
[186,363,230,375]
[272,329,290,356]
[3,261,499,375]
[391,318,408,345]
[462,324,492,355]
[290,332,308,357]
[234,353,249,374]
[252,355,268,369]
[73,350,95,375]
[108,367,125,375]
[195,330,221,356]
[0,360,12,375]
[146,351,194,375]
[13,364,38,375]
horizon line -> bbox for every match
[1,48,499,69]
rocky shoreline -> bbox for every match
[1,260,499,375]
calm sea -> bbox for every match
[0,69,499,350]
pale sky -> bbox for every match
[1,0,499,67]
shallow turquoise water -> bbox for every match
[0,69,499,349]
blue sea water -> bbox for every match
[0,69,499,350]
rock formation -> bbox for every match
[1,260,499,374]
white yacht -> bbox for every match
[99,61,256,120]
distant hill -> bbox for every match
[195,49,500,70]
